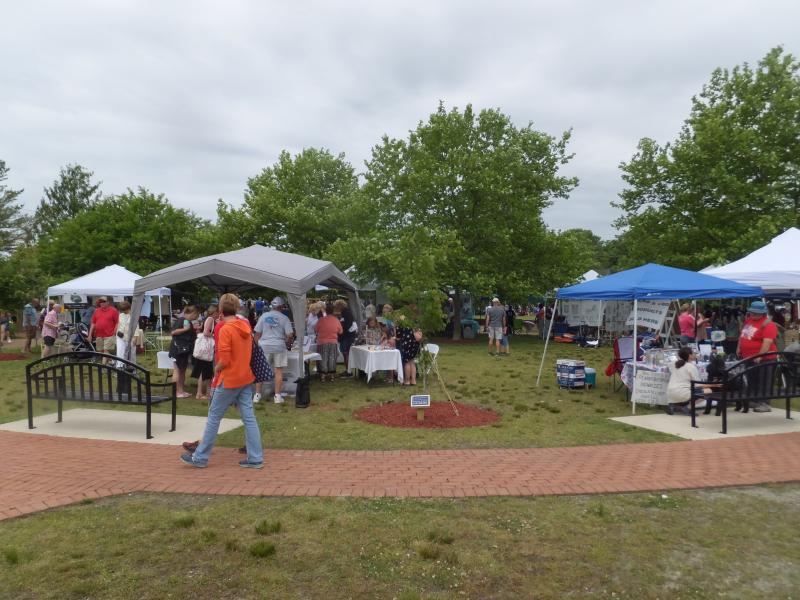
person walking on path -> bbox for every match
[485,297,507,356]
[181,293,263,469]
[89,297,119,363]
[22,298,40,354]
[253,296,294,404]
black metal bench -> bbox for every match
[690,352,799,434]
[26,351,176,439]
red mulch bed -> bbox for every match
[355,401,501,429]
[0,353,27,361]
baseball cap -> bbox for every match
[747,301,767,314]
[270,296,285,308]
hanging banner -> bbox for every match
[626,301,670,330]
[604,301,633,333]
[62,293,88,309]
[560,300,603,327]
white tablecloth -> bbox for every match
[285,351,322,377]
[348,346,403,383]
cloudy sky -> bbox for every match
[2,0,798,238]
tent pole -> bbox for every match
[535,299,557,387]
[632,298,638,415]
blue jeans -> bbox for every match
[192,383,263,465]
[680,335,695,345]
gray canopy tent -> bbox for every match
[126,245,361,365]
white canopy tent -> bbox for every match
[126,245,361,364]
[48,264,172,331]
[702,227,800,297]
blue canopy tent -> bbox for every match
[535,263,763,411]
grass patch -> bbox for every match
[248,540,276,558]
[3,547,19,565]
[1,488,800,597]
[173,515,195,528]
[254,519,282,535]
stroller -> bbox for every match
[60,322,96,358]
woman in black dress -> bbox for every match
[395,315,421,385]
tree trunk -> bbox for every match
[452,290,462,341]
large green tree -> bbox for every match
[33,164,102,239]
[614,47,800,270]
[344,103,577,336]
[217,148,368,258]
[0,160,27,254]
[38,187,211,279]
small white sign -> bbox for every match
[631,370,671,406]
[626,301,670,330]
[410,394,431,408]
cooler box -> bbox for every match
[584,367,596,388]
[556,359,585,389]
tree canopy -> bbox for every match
[33,164,102,239]
[0,160,27,254]
[614,47,800,270]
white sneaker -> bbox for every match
[253,392,261,403]
[273,394,285,404]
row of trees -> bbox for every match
[2,46,797,333]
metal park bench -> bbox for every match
[26,351,176,439]
[690,352,799,434]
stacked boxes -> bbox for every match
[556,359,586,389]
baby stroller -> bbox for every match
[61,322,95,358]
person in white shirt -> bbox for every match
[666,346,701,415]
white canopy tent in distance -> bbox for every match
[125,245,361,367]
[535,263,763,413]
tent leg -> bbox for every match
[632,298,638,415]
[535,299,558,387]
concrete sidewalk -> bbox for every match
[2,430,800,521]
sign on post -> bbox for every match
[410,394,431,422]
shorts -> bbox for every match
[173,353,190,371]
[264,349,288,369]
[340,334,356,354]
[43,335,56,347]
[487,326,504,341]
[95,336,116,354]
[192,358,214,380]
[25,326,37,340]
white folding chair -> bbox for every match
[156,351,175,382]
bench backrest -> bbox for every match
[26,352,152,404]
[721,352,800,402]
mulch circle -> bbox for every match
[355,401,501,429]
[0,353,27,361]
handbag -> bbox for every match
[250,338,274,383]
[169,336,193,357]
[193,335,214,362]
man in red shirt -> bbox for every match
[89,297,119,363]
[736,300,778,412]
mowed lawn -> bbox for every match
[1,486,800,599]
[1,335,676,450]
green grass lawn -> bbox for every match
[2,485,799,599]
[0,336,677,450]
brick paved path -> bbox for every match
[2,430,800,521]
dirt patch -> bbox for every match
[0,353,27,361]
[355,401,501,429]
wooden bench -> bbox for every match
[690,352,799,434]
[26,351,176,439]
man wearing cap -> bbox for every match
[254,296,294,403]
[22,298,40,354]
[89,297,119,363]
[485,297,507,357]
[737,300,778,412]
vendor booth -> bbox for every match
[126,245,361,372]
[535,263,763,412]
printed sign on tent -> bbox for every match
[625,301,670,330]
[604,301,633,333]
[560,300,603,327]
[630,370,670,406]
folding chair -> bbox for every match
[606,336,634,392]
[156,350,175,383]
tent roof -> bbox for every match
[557,263,763,300]
[132,245,359,296]
[701,227,800,294]
[48,265,171,298]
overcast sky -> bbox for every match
[2,1,798,238]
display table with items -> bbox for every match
[348,345,404,383]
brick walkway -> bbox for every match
[2,430,800,521]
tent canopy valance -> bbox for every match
[47,264,171,298]
[127,245,361,363]
[701,227,800,296]
[556,263,763,301]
